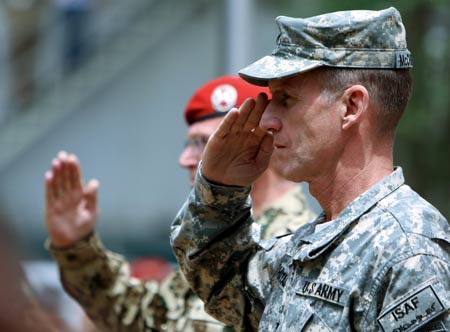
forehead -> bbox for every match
[268,71,320,94]
[187,116,224,137]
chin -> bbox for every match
[274,160,305,183]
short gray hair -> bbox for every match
[316,67,413,138]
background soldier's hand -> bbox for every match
[202,93,273,187]
[44,151,99,248]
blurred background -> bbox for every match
[0,0,448,330]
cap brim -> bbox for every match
[238,55,322,86]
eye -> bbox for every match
[271,91,293,108]
[282,93,290,106]
[276,93,290,107]
[185,136,209,152]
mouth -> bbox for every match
[274,143,286,149]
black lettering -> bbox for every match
[404,302,415,315]
[310,283,316,294]
[320,284,330,298]
[399,54,411,67]
[303,281,310,293]
[411,296,419,309]
[315,284,323,296]
[336,289,344,302]
[402,322,411,330]
[392,311,398,322]
[328,287,338,301]
[277,266,287,287]
[394,307,405,320]
[329,287,336,301]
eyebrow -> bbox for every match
[270,83,290,95]
[270,74,313,97]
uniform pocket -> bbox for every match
[285,303,333,332]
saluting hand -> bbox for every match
[44,151,99,248]
[202,93,273,187]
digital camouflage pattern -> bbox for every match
[171,167,450,332]
[48,185,314,332]
[239,7,413,86]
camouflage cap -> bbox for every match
[239,7,412,86]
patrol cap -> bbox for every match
[184,75,270,125]
[239,7,412,86]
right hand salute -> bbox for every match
[201,93,274,187]
[45,151,99,248]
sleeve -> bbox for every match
[158,269,232,332]
[170,166,269,332]
[47,233,166,332]
[370,254,450,332]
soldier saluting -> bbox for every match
[171,7,450,332]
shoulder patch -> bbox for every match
[378,278,446,332]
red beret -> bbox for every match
[184,75,271,125]
[130,256,174,282]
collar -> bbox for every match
[290,167,405,262]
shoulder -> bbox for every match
[377,184,450,251]
[349,184,450,269]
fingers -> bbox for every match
[59,151,71,193]
[46,151,83,202]
[68,154,83,192]
[50,158,62,200]
[231,98,255,133]
[214,108,239,139]
[255,131,274,164]
[45,171,54,205]
[84,179,99,212]
[243,93,269,132]
[215,93,270,139]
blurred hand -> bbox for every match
[202,93,274,187]
[45,151,99,248]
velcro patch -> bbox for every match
[377,280,446,332]
[418,320,448,332]
[395,50,412,68]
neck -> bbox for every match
[251,168,296,218]
[309,143,393,221]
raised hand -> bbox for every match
[202,93,273,187]
[44,151,99,248]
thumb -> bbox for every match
[84,179,99,212]
[256,131,274,163]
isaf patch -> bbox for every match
[377,279,446,332]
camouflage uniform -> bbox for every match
[170,8,450,332]
[171,167,450,332]
[48,185,314,332]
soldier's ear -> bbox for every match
[340,85,369,131]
